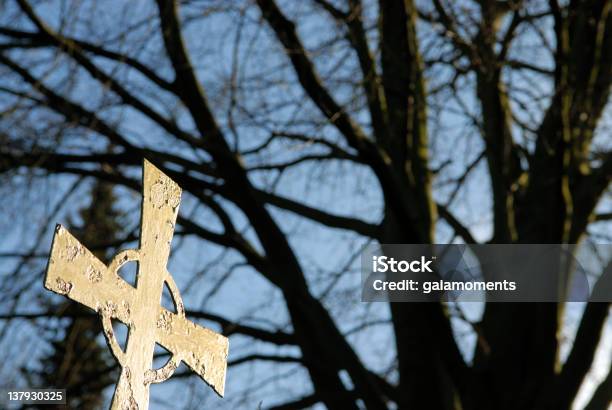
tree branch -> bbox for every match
[14,0,205,151]
[0,27,175,92]
[437,205,477,244]
[228,353,302,367]
[552,295,610,409]
[584,365,612,410]
[256,0,371,152]
[255,189,381,238]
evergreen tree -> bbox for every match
[33,181,122,409]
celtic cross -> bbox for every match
[44,160,228,409]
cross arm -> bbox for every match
[44,224,137,324]
[155,308,229,397]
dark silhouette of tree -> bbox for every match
[0,0,610,409]
[30,181,121,409]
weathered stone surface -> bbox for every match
[44,160,229,410]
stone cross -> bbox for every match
[44,160,228,409]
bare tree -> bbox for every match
[0,0,610,409]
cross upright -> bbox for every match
[44,160,228,410]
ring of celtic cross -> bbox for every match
[100,248,185,384]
